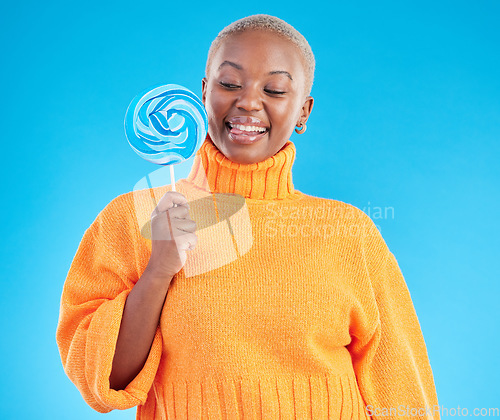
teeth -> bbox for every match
[228,123,267,132]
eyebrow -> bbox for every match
[218,60,293,81]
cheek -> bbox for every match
[206,89,230,119]
[270,102,297,129]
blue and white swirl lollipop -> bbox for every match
[124,84,208,191]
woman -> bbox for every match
[56,14,440,419]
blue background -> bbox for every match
[1,0,498,418]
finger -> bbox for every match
[167,205,190,220]
[172,219,197,233]
[188,232,198,246]
[153,191,189,216]
[151,204,189,222]
[175,232,198,250]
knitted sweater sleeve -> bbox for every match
[55,194,162,413]
[347,212,440,419]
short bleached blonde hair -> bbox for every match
[205,14,315,97]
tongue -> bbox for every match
[230,126,265,136]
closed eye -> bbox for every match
[265,89,286,95]
[220,82,286,95]
[220,82,240,89]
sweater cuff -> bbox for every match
[85,289,163,411]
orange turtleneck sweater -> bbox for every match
[56,135,440,419]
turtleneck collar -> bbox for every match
[183,134,300,200]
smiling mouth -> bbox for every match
[225,122,269,134]
[225,122,269,144]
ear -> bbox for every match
[201,77,208,106]
[297,95,314,125]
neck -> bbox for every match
[184,135,299,200]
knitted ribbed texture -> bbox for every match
[56,136,440,419]
[185,134,301,200]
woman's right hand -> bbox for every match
[146,190,198,280]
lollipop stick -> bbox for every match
[170,165,176,192]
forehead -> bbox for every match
[212,30,306,79]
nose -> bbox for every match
[235,85,263,112]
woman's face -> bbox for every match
[202,29,314,165]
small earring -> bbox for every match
[295,122,307,134]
